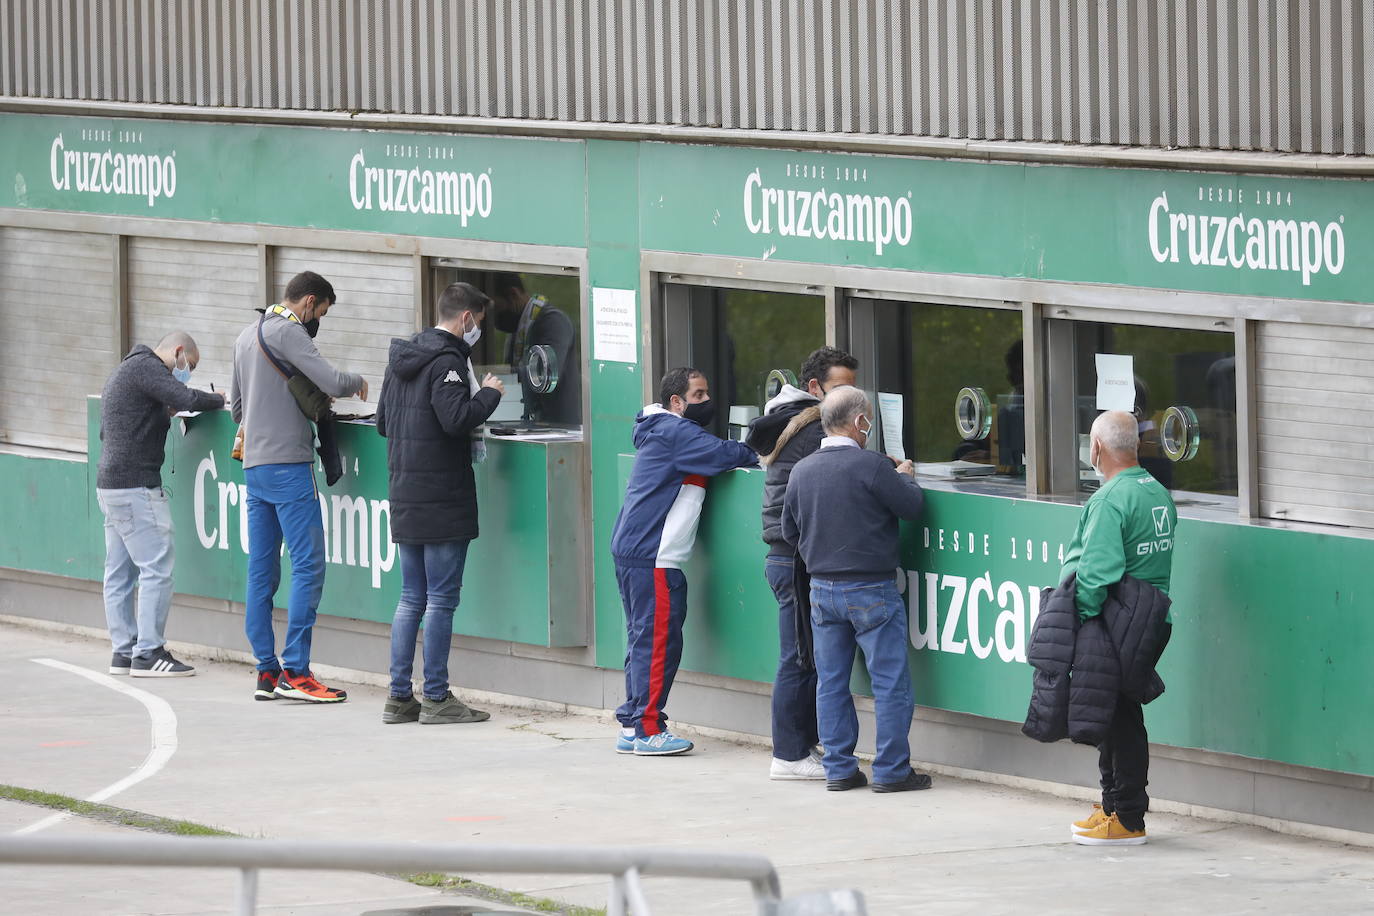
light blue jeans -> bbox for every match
[97,487,175,657]
[810,576,916,784]
[244,462,325,674]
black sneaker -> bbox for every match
[255,669,281,701]
[130,647,195,678]
[108,653,132,676]
[871,769,933,793]
[826,771,869,792]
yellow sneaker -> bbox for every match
[1071,803,1109,834]
[1072,812,1147,846]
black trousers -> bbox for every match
[1098,693,1150,831]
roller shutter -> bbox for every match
[0,227,117,452]
[128,238,260,398]
[1256,322,1374,529]
[271,248,416,403]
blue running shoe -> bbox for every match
[633,732,694,756]
[615,732,636,754]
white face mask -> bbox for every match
[856,414,871,445]
[462,314,482,347]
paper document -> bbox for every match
[592,287,638,364]
[1095,354,1135,411]
[876,392,906,461]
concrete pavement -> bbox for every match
[2,622,1372,915]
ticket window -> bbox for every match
[429,262,582,429]
[1047,318,1238,508]
[658,284,826,439]
[851,298,1026,492]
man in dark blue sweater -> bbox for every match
[782,386,931,793]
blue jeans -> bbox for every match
[389,540,470,700]
[766,555,818,761]
[97,487,175,656]
[244,463,325,674]
[810,576,915,784]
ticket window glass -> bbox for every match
[1052,319,1238,508]
[658,284,825,439]
[429,262,582,429]
[854,299,1026,492]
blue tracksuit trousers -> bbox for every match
[614,563,688,738]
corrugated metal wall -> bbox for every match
[1255,321,1374,530]
[2,0,1370,155]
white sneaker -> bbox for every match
[770,754,826,780]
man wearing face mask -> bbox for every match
[376,282,504,725]
[491,272,580,425]
[782,386,931,793]
[745,346,859,781]
[231,271,368,704]
[97,331,225,677]
[609,367,759,755]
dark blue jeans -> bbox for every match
[810,576,915,784]
[389,539,470,700]
[244,463,325,674]
[766,554,818,761]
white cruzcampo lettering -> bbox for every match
[742,170,915,255]
[1147,191,1345,286]
[347,151,493,226]
[906,569,1043,666]
[48,134,176,207]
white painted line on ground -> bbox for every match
[14,658,179,835]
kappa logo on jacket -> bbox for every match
[443,369,461,383]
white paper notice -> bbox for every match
[592,287,638,364]
[1095,353,1136,411]
[876,392,907,462]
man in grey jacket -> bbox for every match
[230,271,367,704]
[98,331,224,677]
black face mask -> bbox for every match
[683,399,716,428]
[303,318,320,339]
[493,305,519,334]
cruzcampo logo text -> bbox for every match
[743,164,914,256]
[49,129,177,207]
[349,142,493,226]
[1147,186,1346,287]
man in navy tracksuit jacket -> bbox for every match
[610,367,759,756]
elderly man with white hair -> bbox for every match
[1062,409,1178,846]
[781,385,931,793]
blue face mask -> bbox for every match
[172,355,192,384]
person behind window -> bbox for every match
[609,367,759,756]
[491,272,580,425]
[744,346,858,781]
[97,330,225,678]
[376,282,505,726]
[781,386,932,794]
[231,270,368,704]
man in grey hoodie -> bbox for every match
[230,271,367,704]
[98,331,225,677]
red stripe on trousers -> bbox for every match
[641,568,672,736]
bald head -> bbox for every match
[820,385,871,436]
[1091,410,1139,455]
[154,330,200,372]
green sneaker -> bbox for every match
[382,694,421,724]
[419,691,490,725]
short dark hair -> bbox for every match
[493,272,525,298]
[283,271,335,306]
[659,367,703,407]
[436,282,490,322]
[799,346,858,387]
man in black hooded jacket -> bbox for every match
[744,346,858,780]
[376,282,504,726]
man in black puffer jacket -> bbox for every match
[744,346,857,781]
[376,282,504,727]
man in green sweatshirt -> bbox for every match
[1059,410,1177,847]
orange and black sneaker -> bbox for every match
[255,669,281,701]
[274,669,348,704]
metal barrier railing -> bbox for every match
[0,834,797,915]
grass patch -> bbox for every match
[405,872,605,916]
[2,784,604,914]
[0,784,237,836]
